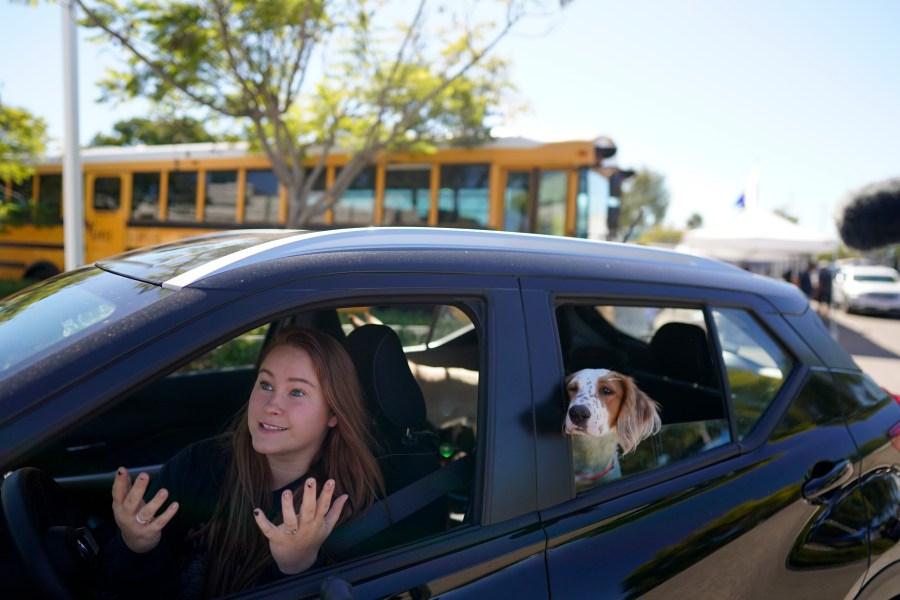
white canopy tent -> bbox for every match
[677,207,839,262]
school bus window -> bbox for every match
[167,171,199,222]
[438,164,489,228]
[504,171,531,233]
[132,173,161,220]
[333,166,375,226]
[38,174,63,216]
[0,138,614,281]
[11,177,33,207]
[384,166,430,225]
[93,177,121,211]
[244,169,280,224]
[575,167,610,240]
[304,168,327,226]
[574,168,589,238]
[204,170,238,223]
[537,170,566,236]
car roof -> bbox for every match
[97,227,727,285]
[841,264,899,275]
[96,227,804,310]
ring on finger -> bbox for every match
[136,513,153,525]
[288,528,297,536]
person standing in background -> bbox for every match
[816,261,833,319]
[798,262,815,298]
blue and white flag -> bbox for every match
[738,166,760,209]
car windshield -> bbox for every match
[0,267,169,374]
[97,229,303,285]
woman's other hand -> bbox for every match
[253,478,348,574]
[111,467,180,553]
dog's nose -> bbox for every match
[568,404,591,425]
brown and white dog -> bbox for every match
[564,368,661,485]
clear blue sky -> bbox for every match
[2,0,899,236]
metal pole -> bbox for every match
[62,0,84,270]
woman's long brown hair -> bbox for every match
[203,326,384,597]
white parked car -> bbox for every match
[833,264,900,314]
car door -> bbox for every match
[521,276,867,599]
[833,371,900,598]
[4,271,550,599]
[245,273,549,599]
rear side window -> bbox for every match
[557,302,797,493]
[712,307,793,439]
[556,304,730,492]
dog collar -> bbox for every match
[575,459,617,481]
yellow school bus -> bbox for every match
[0,137,616,279]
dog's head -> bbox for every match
[564,368,661,453]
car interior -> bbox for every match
[558,305,726,424]
[0,302,480,596]
[556,303,734,487]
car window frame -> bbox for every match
[2,270,549,598]
[556,301,734,488]
[172,276,544,595]
[520,275,814,513]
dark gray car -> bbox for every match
[1,228,899,599]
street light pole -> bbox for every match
[62,0,84,270]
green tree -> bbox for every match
[89,115,226,146]
[773,207,799,224]
[0,98,48,188]
[0,98,48,228]
[686,212,703,229]
[637,225,683,246]
[619,169,670,241]
[75,0,564,226]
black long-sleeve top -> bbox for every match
[96,436,311,599]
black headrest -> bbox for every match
[649,322,714,385]
[566,345,628,373]
[342,324,426,430]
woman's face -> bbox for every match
[247,345,337,471]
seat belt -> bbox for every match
[323,454,474,556]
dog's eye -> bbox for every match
[600,386,613,395]
[567,384,578,393]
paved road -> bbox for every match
[818,302,900,393]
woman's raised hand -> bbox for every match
[111,467,180,553]
[253,478,349,574]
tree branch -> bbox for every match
[74,0,248,117]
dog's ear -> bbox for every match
[615,373,662,454]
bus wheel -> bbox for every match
[24,262,60,281]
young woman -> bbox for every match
[98,326,384,598]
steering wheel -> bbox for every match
[1,467,100,599]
